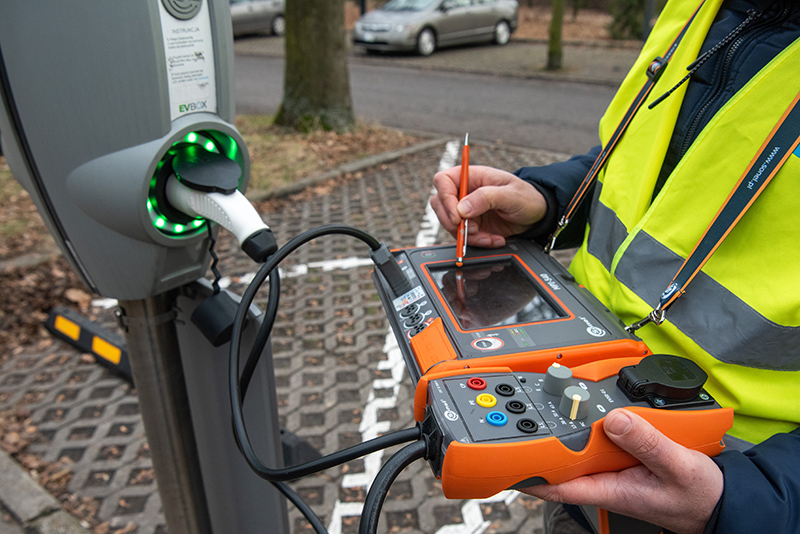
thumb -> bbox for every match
[603,409,684,481]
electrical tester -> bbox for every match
[373,238,651,382]
[369,238,732,500]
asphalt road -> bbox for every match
[234,54,616,155]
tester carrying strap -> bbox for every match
[544,0,707,253]
[626,89,800,332]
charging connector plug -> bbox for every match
[167,176,276,262]
[370,243,412,297]
[163,144,277,262]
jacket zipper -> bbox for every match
[677,5,791,159]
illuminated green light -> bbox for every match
[155,217,166,228]
[186,132,198,143]
[174,224,185,233]
[147,200,153,212]
[193,219,204,228]
[205,141,215,151]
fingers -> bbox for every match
[522,408,724,534]
[431,166,462,233]
[602,409,684,483]
[522,468,621,506]
[431,165,547,246]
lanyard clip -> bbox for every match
[544,216,568,254]
[646,56,666,82]
[625,305,666,333]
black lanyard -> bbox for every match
[627,89,800,332]
[544,0,708,253]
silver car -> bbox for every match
[353,0,518,56]
[230,0,285,37]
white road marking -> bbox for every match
[327,139,518,533]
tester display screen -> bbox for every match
[428,258,565,331]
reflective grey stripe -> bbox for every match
[582,189,800,370]
[614,231,800,371]
[586,193,629,271]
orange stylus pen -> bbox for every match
[456,133,469,267]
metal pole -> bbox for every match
[174,282,290,534]
[118,292,214,534]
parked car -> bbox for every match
[352,0,517,56]
[230,0,285,37]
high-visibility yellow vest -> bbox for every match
[569,0,800,444]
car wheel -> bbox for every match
[416,28,436,56]
[271,15,285,36]
[494,20,511,45]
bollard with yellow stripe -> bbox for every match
[45,306,133,384]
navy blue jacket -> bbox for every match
[512,1,800,532]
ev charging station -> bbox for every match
[0,2,290,533]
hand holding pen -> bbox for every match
[430,139,548,249]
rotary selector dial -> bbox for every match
[559,386,591,420]
[543,362,573,396]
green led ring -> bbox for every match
[148,130,243,238]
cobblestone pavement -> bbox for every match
[0,141,573,534]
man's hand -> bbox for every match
[522,409,724,534]
[431,165,547,248]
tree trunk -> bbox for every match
[547,0,565,70]
[274,0,355,132]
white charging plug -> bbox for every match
[166,175,277,262]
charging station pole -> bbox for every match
[119,292,214,534]
[0,2,290,532]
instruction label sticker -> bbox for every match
[159,0,217,121]
[393,286,426,311]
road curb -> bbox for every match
[0,449,90,534]
[233,36,642,87]
[246,136,453,202]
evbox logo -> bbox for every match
[178,100,208,113]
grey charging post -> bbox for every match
[0,2,288,533]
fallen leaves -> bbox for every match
[0,256,89,366]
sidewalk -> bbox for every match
[233,35,643,87]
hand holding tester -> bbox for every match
[413,354,733,499]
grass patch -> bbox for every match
[236,116,421,194]
[0,159,52,260]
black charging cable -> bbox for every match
[229,224,418,534]
[239,268,280,401]
[206,221,223,295]
[272,479,328,534]
[230,224,420,483]
[358,440,429,534]
[218,261,328,533]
